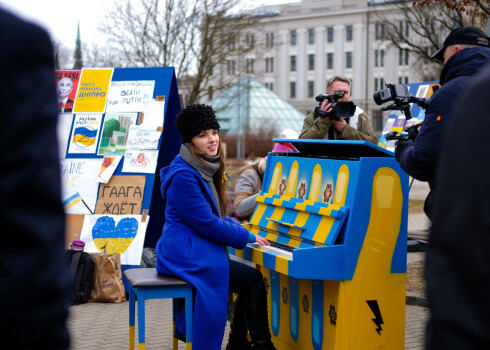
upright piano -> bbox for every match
[229,140,408,350]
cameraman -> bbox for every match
[299,75,377,144]
[395,27,490,219]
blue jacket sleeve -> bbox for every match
[167,170,249,249]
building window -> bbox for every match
[346,51,352,68]
[375,23,384,40]
[346,25,353,41]
[380,49,384,67]
[398,77,403,84]
[246,59,254,74]
[265,57,274,73]
[375,50,379,67]
[308,54,314,70]
[380,78,384,88]
[308,28,315,44]
[308,81,314,98]
[404,76,409,84]
[227,60,235,75]
[327,27,334,42]
[372,110,383,131]
[208,86,213,101]
[290,82,296,98]
[229,35,236,50]
[290,55,296,72]
[291,30,297,45]
[246,33,254,49]
[399,49,409,66]
[327,53,333,69]
[399,20,411,37]
[265,32,274,48]
[269,83,274,91]
[374,78,379,92]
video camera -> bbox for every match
[314,92,356,120]
[373,83,429,120]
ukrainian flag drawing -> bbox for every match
[63,192,82,211]
[72,127,97,147]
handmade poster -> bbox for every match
[60,158,102,214]
[95,175,146,215]
[126,125,161,150]
[79,214,149,265]
[97,155,122,184]
[55,70,81,113]
[67,114,103,154]
[105,80,155,113]
[122,150,159,174]
[73,68,114,113]
[139,96,165,131]
[65,214,85,249]
[97,112,138,155]
[56,113,74,159]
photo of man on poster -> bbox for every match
[57,76,75,113]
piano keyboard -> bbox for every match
[248,242,294,259]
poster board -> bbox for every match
[378,81,439,152]
[57,67,182,269]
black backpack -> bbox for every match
[65,249,95,305]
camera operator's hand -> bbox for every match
[395,139,414,161]
[321,99,333,115]
[321,99,346,132]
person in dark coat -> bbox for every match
[425,63,490,349]
[0,7,70,349]
[155,104,271,350]
[395,27,490,218]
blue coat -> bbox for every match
[398,47,490,188]
[156,155,249,350]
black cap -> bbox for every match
[432,27,490,62]
[175,104,220,143]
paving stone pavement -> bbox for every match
[68,299,429,350]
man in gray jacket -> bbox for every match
[299,75,377,144]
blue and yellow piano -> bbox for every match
[229,139,409,350]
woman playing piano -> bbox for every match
[155,104,273,350]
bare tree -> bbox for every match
[98,0,261,104]
[374,1,484,81]
[52,39,71,69]
[415,0,490,17]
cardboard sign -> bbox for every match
[79,214,149,265]
[105,80,155,113]
[95,175,146,215]
[65,214,85,249]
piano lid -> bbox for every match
[273,139,394,159]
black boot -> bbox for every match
[226,296,253,350]
[243,285,276,350]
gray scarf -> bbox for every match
[180,143,222,217]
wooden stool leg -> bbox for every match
[129,287,136,350]
[137,289,146,349]
[184,286,193,349]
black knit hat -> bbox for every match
[175,104,220,143]
[432,27,490,62]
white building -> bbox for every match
[205,0,433,134]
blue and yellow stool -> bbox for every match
[124,268,193,349]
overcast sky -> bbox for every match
[0,0,296,49]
